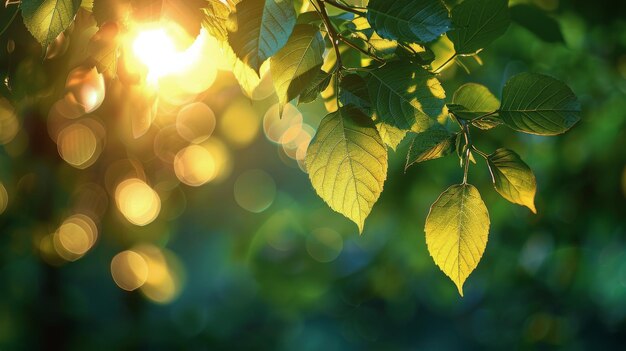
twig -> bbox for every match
[338,35,385,64]
[312,0,343,72]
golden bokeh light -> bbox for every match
[115,178,161,226]
[64,66,106,115]
[174,145,217,186]
[57,122,101,169]
[234,169,276,213]
[0,182,8,215]
[134,244,184,304]
[220,98,260,148]
[176,102,216,143]
[306,228,343,263]
[202,138,233,183]
[263,103,303,144]
[111,250,149,291]
[0,97,19,145]
[53,214,98,261]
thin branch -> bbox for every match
[338,35,385,64]
[312,0,343,72]
[0,7,18,37]
[323,0,366,16]
[461,121,472,184]
[471,145,489,159]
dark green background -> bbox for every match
[1,0,626,349]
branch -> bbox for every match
[338,35,385,64]
[312,0,343,72]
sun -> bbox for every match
[132,28,178,80]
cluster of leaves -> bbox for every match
[3,0,579,295]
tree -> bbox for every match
[0,0,578,295]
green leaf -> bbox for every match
[228,0,296,72]
[270,24,324,109]
[201,0,232,41]
[365,61,446,150]
[305,106,388,233]
[21,0,82,51]
[487,148,537,213]
[366,0,451,44]
[425,183,490,296]
[405,126,455,170]
[88,23,119,78]
[447,0,510,55]
[449,83,501,129]
[498,72,580,135]
[298,70,332,104]
[510,4,564,43]
[339,74,371,113]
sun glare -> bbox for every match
[132,28,177,80]
[129,23,209,84]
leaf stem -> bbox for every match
[0,7,18,38]
[323,0,366,16]
[469,110,498,123]
[313,0,343,72]
[461,121,472,184]
[471,145,489,159]
[338,35,385,64]
[433,53,458,74]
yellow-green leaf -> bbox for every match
[21,0,82,51]
[305,106,388,233]
[425,184,490,296]
[487,148,537,213]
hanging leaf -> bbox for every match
[405,126,456,170]
[298,70,332,104]
[365,61,446,149]
[228,0,296,73]
[448,83,501,129]
[425,183,490,296]
[305,106,388,233]
[270,24,324,110]
[201,0,232,41]
[366,0,451,44]
[21,0,82,51]
[339,74,371,114]
[510,4,564,43]
[447,0,510,55]
[487,148,537,213]
[498,72,580,135]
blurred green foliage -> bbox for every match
[1,0,626,349]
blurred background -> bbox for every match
[1,0,626,349]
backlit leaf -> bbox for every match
[499,72,580,135]
[425,183,490,296]
[365,61,446,150]
[228,0,296,72]
[449,83,501,129]
[305,106,388,233]
[447,0,510,55]
[366,0,451,44]
[201,0,232,41]
[487,148,537,213]
[21,0,82,51]
[271,24,324,109]
[405,126,455,170]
